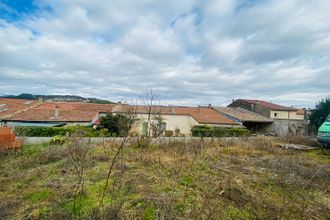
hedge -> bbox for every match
[14,126,110,137]
[191,125,251,137]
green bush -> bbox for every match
[49,135,66,145]
[165,130,174,137]
[99,113,134,137]
[191,125,250,137]
[14,126,110,137]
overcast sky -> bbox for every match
[0,0,329,108]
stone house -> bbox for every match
[228,99,308,136]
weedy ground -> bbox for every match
[0,137,329,219]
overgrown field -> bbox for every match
[0,137,329,219]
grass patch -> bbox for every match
[0,137,329,219]
[25,188,53,203]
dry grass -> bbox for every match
[0,137,329,219]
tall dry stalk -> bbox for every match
[98,106,137,210]
[66,132,90,219]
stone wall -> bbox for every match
[264,119,308,136]
[229,100,271,118]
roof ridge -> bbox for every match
[238,99,297,111]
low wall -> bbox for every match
[19,136,258,145]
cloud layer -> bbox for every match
[0,0,329,107]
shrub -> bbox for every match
[14,126,110,137]
[133,136,151,148]
[50,135,66,145]
[165,130,174,137]
[99,113,134,137]
[191,125,250,137]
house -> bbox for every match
[98,105,242,136]
[228,99,305,120]
[228,99,309,136]
[0,98,113,127]
[213,107,273,133]
[0,98,241,136]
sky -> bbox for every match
[0,0,329,108]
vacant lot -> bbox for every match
[0,137,329,219]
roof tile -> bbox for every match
[1,98,113,122]
[236,99,297,111]
[113,105,239,125]
[214,107,273,122]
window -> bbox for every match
[142,122,148,135]
[159,123,166,133]
[274,113,278,117]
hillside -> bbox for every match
[0,94,114,104]
[0,137,329,219]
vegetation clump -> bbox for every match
[49,135,66,145]
[310,97,330,130]
[15,126,109,137]
[99,113,135,137]
[191,125,251,137]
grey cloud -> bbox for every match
[0,0,329,108]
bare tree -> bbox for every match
[145,89,154,137]
[142,89,165,138]
[98,105,137,211]
[150,111,165,137]
[66,132,91,219]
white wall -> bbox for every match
[132,113,198,135]
[270,111,304,120]
[270,111,290,119]
[100,112,240,136]
[289,111,304,120]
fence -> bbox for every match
[19,136,255,145]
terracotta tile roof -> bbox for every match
[296,109,305,115]
[112,105,239,125]
[111,105,175,115]
[296,109,311,116]
[1,98,238,125]
[174,107,238,125]
[214,107,273,123]
[2,99,114,122]
[236,99,297,111]
[0,98,38,119]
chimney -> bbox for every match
[208,104,212,108]
[54,105,60,118]
[38,97,43,103]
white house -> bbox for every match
[98,104,241,136]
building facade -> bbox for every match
[103,105,241,136]
[228,99,308,136]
